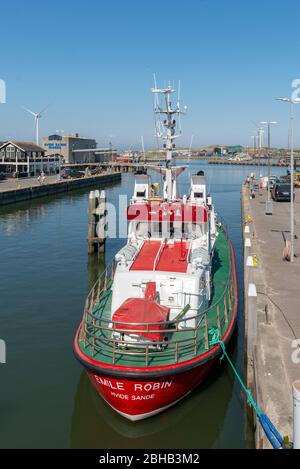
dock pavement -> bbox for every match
[242,183,300,448]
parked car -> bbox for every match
[90,168,103,175]
[271,182,294,201]
[61,168,84,179]
[269,176,280,190]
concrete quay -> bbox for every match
[210,157,292,167]
[0,172,121,207]
[242,184,300,448]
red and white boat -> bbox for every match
[74,83,238,421]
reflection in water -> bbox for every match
[0,183,121,237]
[70,337,237,449]
[87,255,106,291]
[0,205,46,236]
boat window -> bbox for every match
[194,192,203,198]
[150,221,161,238]
[136,220,209,240]
[136,221,149,238]
[184,222,207,239]
[149,221,182,239]
[136,190,146,197]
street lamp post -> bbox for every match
[257,127,264,193]
[260,121,277,213]
[276,97,300,262]
[108,135,115,163]
[56,130,64,176]
[251,135,256,153]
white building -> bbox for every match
[0,141,59,176]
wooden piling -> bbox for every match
[97,190,106,254]
[87,189,106,255]
[88,191,96,254]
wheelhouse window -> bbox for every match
[136,190,146,197]
[131,220,208,240]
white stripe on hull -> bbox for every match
[101,391,192,421]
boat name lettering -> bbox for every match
[94,376,125,390]
[131,394,155,400]
[134,381,172,391]
[111,392,129,400]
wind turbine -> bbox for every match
[23,105,49,145]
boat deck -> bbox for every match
[130,241,161,271]
[78,230,234,368]
[130,240,189,273]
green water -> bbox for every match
[0,162,285,448]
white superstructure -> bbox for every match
[112,83,218,338]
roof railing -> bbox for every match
[152,238,165,270]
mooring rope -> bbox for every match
[208,328,285,449]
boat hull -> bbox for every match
[74,241,238,421]
[85,359,216,421]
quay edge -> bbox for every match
[0,172,121,207]
[242,183,300,448]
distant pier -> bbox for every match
[242,184,300,448]
[209,157,296,167]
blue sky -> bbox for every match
[1,0,300,149]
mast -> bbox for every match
[152,82,186,201]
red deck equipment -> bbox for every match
[112,282,170,342]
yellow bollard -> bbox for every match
[253,255,258,267]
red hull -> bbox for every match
[86,360,215,420]
[74,243,238,421]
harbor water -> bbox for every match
[0,161,286,448]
